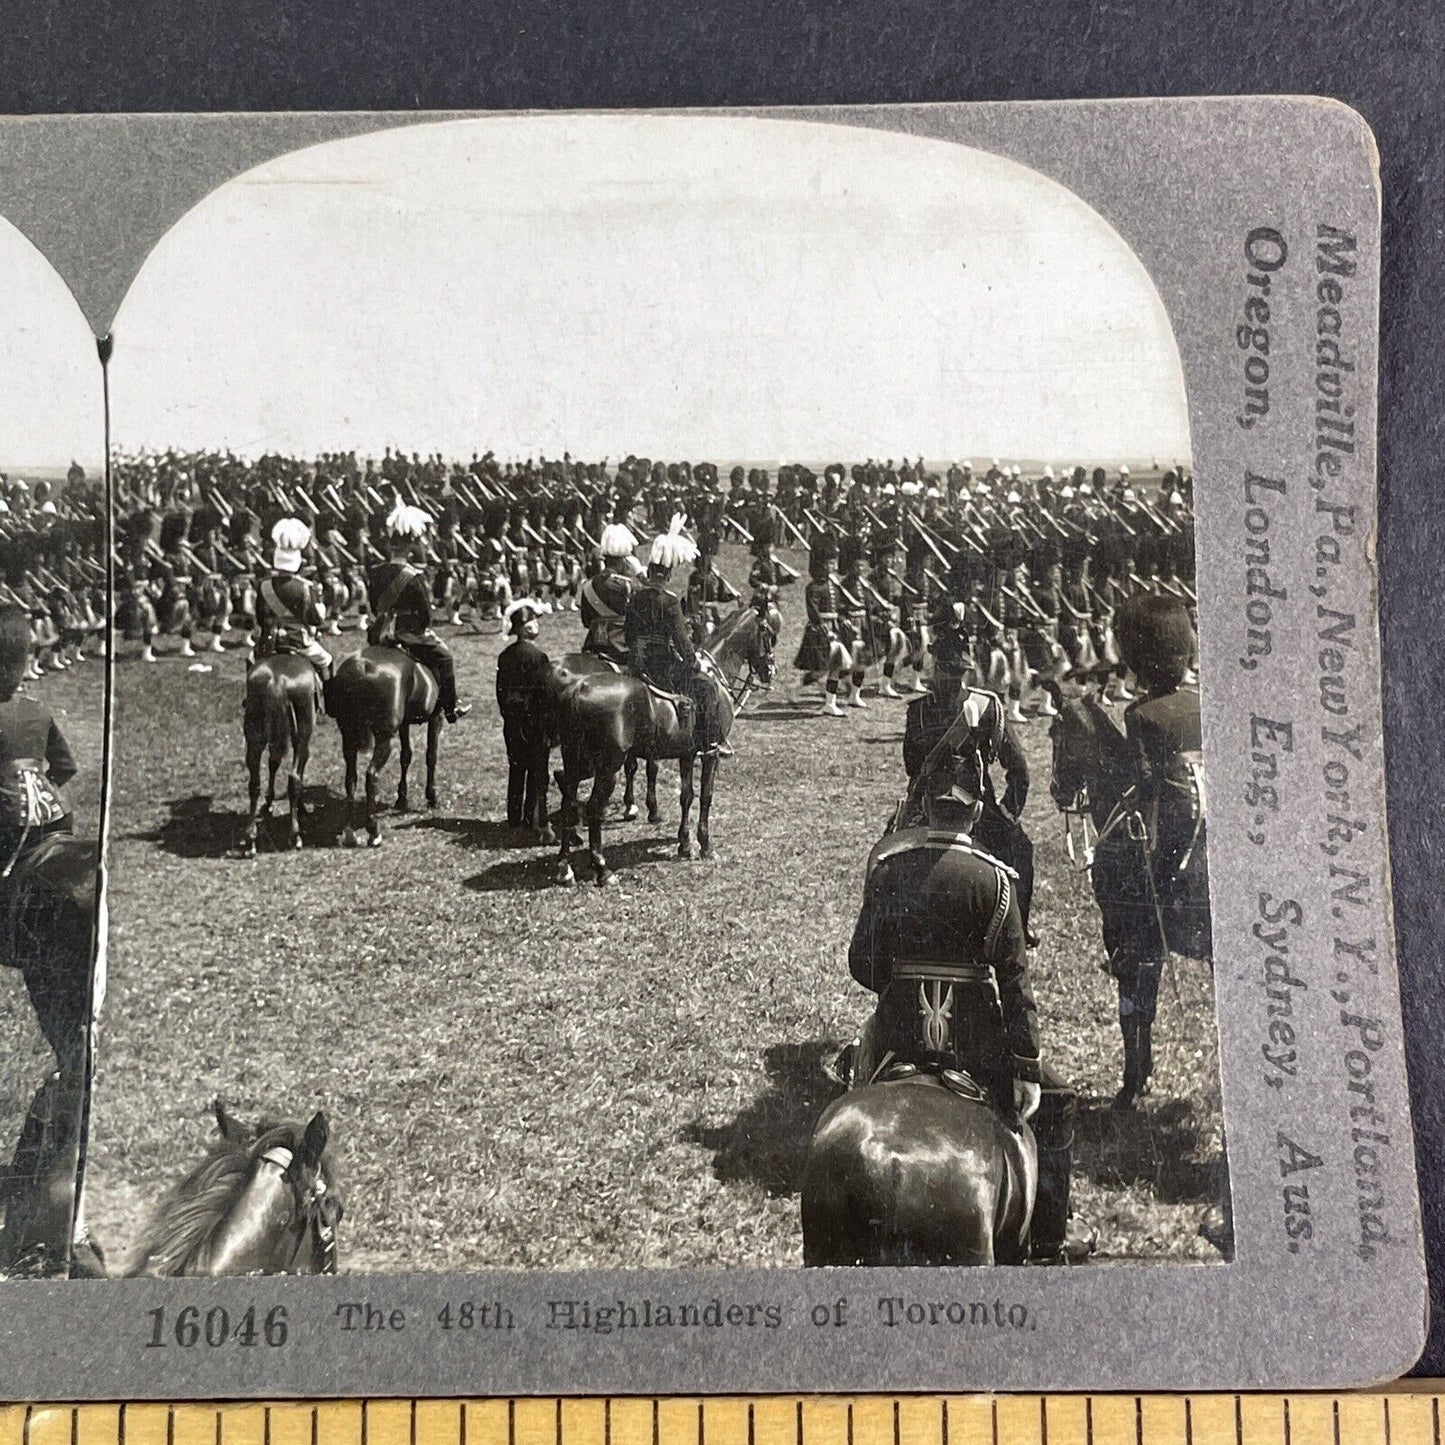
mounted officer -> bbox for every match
[0,603,87,1277]
[901,624,1037,942]
[624,516,723,751]
[579,512,640,663]
[840,774,1082,1264]
[367,504,471,722]
[253,518,334,707]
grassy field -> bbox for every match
[84,543,1226,1272]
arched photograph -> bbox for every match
[85,114,1226,1277]
[0,220,107,1280]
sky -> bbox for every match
[0,219,104,473]
[109,115,1191,465]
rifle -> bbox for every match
[723,514,754,544]
[907,513,954,570]
[830,573,867,612]
[1000,581,1048,622]
[887,566,922,598]
[772,505,811,551]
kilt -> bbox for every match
[1020,625,1054,672]
[794,620,834,673]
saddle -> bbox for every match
[581,636,628,669]
[871,1055,991,1106]
[2,832,97,974]
[640,679,697,737]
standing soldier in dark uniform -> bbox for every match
[155,513,198,659]
[1104,592,1210,1109]
[684,522,739,645]
[495,597,554,838]
[746,515,795,639]
[841,775,1081,1263]
[795,533,852,717]
[902,625,1037,942]
[367,505,471,722]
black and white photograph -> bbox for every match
[0,218,107,1280]
[78,114,1226,1277]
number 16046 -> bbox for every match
[146,1305,289,1348]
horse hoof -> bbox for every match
[596,869,615,888]
[648,810,663,826]
[239,843,257,860]
[538,827,557,846]
[426,794,438,811]
[622,804,639,822]
[700,844,713,861]
[677,842,695,860]
[367,833,384,848]
[292,836,303,851]
[395,798,411,814]
[261,803,273,818]
[341,828,357,849]
[558,864,576,886]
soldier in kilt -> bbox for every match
[795,533,854,717]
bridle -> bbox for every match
[698,609,774,710]
[257,1145,338,1275]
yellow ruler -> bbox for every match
[3,1394,1444,1445]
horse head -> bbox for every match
[129,1101,342,1278]
[706,604,775,692]
[1049,690,1130,818]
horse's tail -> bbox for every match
[245,666,294,763]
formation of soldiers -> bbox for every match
[99,448,1196,719]
[0,465,108,681]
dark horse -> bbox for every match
[125,1101,342,1277]
[801,1073,1035,1266]
[546,604,773,885]
[0,834,99,1277]
[241,653,322,856]
[547,603,778,834]
[328,646,442,847]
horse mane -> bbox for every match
[125,1119,302,1278]
[709,604,753,645]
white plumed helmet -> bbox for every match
[648,514,699,571]
[387,503,431,540]
[503,597,551,634]
[599,522,638,558]
[271,516,311,573]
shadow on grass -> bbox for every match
[462,835,678,891]
[411,809,654,852]
[125,788,370,858]
[1072,1095,1228,1208]
[681,1039,841,1198]
[409,815,528,851]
